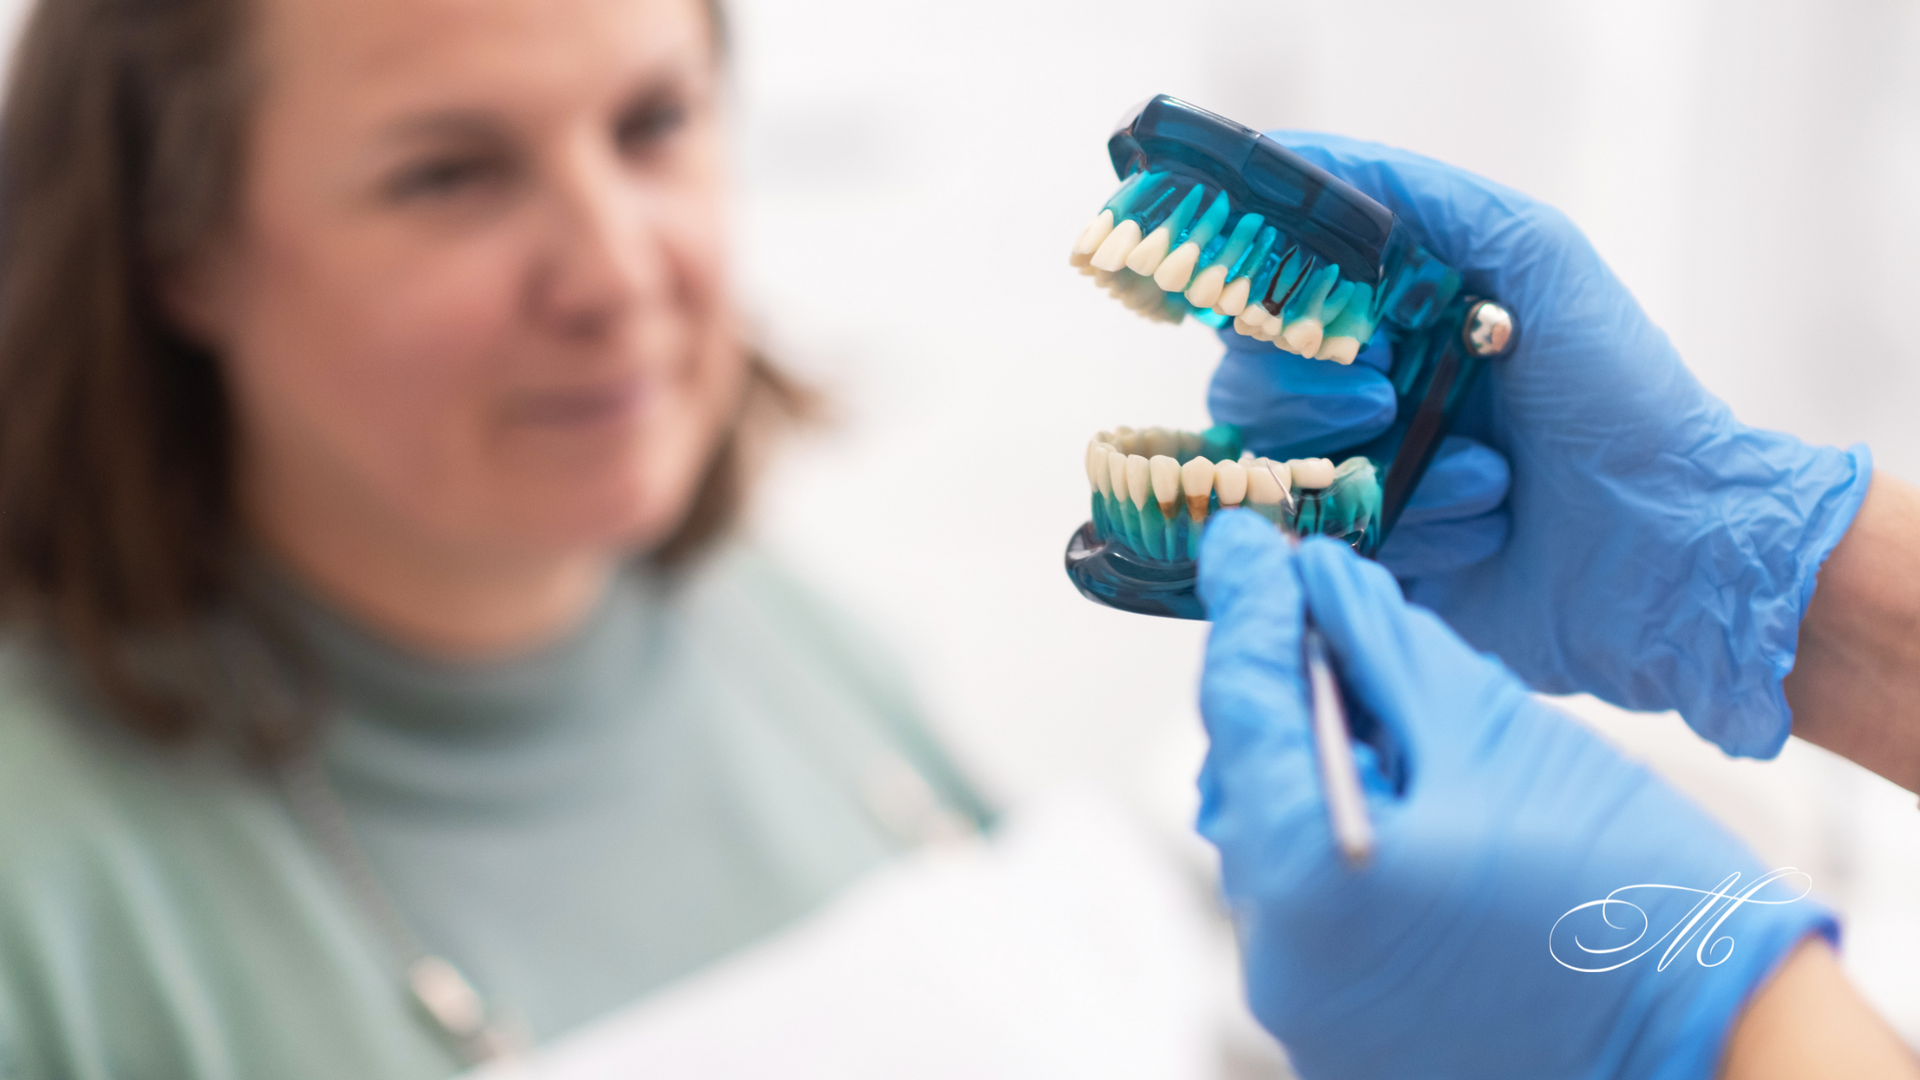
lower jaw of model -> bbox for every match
[1082,424,1381,564]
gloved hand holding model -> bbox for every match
[1208,136,1873,759]
[1195,513,1840,1080]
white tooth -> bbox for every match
[1107,450,1129,500]
[1281,318,1324,358]
[1233,308,1264,336]
[1069,250,1093,270]
[1090,441,1115,495]
[1215,276,1252,317]
[1246,463,1284,506]
[1176,430,1203,457]
[1142,427,1176,459]
[1073,210,1115,256]
[1112,425,1136,438]
[1125,454,1152,510]
[1118,430,1144,455]
[1150,455,1182,516]
[1153,242,1201,292]
[1184,264,1230,309]
[1286,457,1336,489]
[1090,218,1144,272]
[1213,459,1248,507]
[1097,430,1115,445]
[1259,314,1283,341]
[1262,458,1292,495]
[1315,336,1361,365]
[1085,440,1103,490]
[1125,226,1173,275]
[1181,456,1215,522]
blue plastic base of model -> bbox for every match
[1065,522,1206,620]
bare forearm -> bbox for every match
[1719,939,1919,1080]
[1785,472,1920,792]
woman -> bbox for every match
[0,0,985,1074]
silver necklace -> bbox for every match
[277,754,529,1066]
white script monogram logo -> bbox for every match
[1548,868,1813,973]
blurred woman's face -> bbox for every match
[188,0,738,575]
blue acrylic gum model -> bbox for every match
[1065,95,1516,620]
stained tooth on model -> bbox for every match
[1073,210,1115,257]
[1214,459,1248,509]
[1184,264,1230,309]
[1125,454,1152,510]
[1182,456,1215,523]
[1150,455,1182,518]
[1125,227,1172,275]
[1091,219,1144,273]
[1215,276,1252,317]
[1142,427,1175,459]
[1286,457,1336,489]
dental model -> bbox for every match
[1065,96,1516,620]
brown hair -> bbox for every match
[0,0,797,742]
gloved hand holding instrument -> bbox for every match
[1196,513,1839,1080]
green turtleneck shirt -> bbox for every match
[0,547,986,1080]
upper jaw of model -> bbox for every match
[1069,174,1370,367]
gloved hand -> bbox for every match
[1196,512,1835,1080]
[1209,134,1872,757]
[1209,336,1512,580]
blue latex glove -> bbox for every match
[1211,331,1512,580]
[1196,512,1836,1080]
[1209,134,1872,758]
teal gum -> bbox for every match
[1232,225,1279,282]
[1207,213,1264,274]
[1282,263,1342,323]
[1183,192,1232,253]
[1153,184,1205,239]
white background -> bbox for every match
[718,0,1920,1045]
[0,0,1911,1056]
